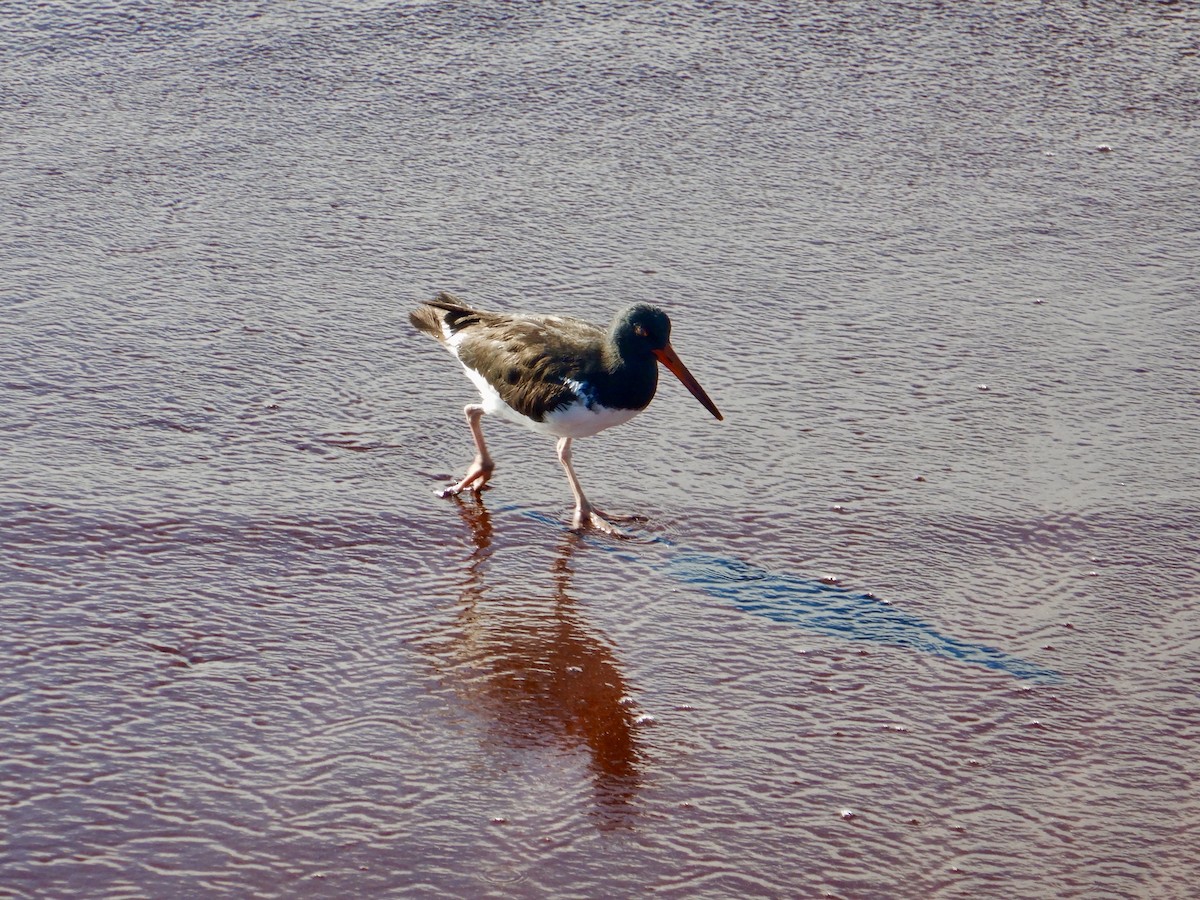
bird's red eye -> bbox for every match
[634,324,648,337]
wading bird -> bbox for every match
[410,293,722,534]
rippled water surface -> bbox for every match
[4,2,1199,897]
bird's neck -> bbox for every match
[597,345,658,410]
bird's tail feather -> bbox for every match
[409,291,481,339]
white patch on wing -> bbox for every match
[562,378,594,407]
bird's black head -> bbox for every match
[612,303,671,356]
[608,302,723,420]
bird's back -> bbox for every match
[411,293,611,422]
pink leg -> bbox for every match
[441,404,495,497]
[556,437,622,536]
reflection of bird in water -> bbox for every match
[427,494,642,820]
[410,293,722,534]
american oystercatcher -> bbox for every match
[410,292,723,534]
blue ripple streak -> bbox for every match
[516,509,1061,683]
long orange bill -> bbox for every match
[653,343,723,421]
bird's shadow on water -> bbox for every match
[423,495,644,828]
[510,507,1061,684]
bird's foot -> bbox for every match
[571,506,630,538]
[602,511,649,524]
[440,456,494,497]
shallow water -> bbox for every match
[3,2,1199,897]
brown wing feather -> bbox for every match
[410,293,608,422]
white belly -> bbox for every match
[542,398,641,438]
[460,364,640,438]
